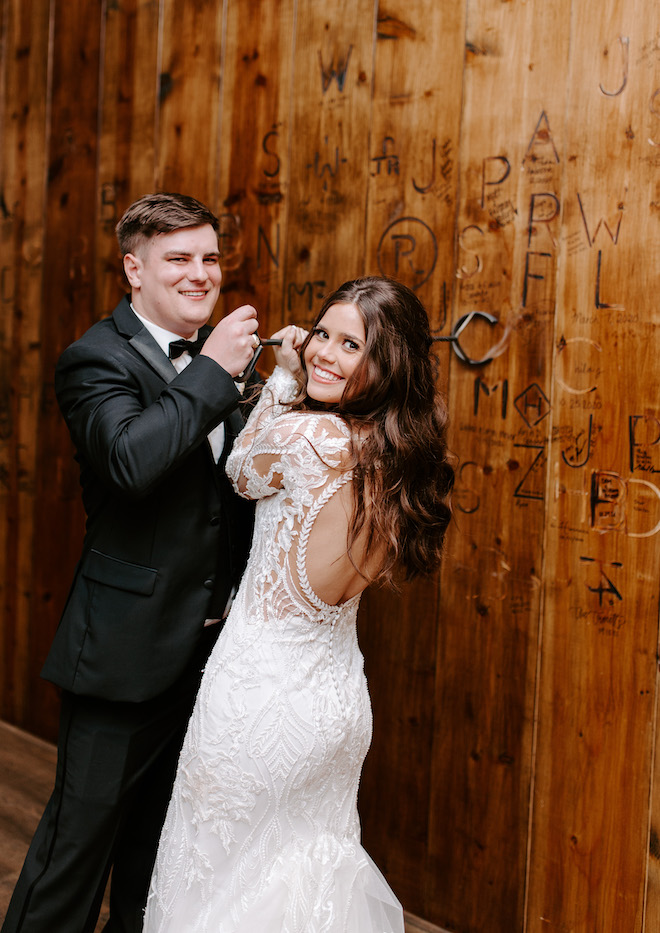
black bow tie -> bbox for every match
[168,336,206,360]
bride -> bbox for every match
[143,276,454,932]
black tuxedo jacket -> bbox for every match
[41,296,256,702]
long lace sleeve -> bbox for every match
[225,366,297,497]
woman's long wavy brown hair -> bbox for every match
[290,276,454,587]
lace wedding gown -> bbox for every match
[143,368,404,933]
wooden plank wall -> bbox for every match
[1,2,659,931]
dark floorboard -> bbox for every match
[0,721,110,931]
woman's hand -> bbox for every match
[271,325,308,376]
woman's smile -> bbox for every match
[310,364,342,383]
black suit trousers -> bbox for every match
[1,626,219,933]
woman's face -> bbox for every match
[303,302,366,405]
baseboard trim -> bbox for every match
[404,911,452,933]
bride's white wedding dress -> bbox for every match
[143,367,404,933]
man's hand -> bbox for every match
[271,325,309,376]
[200,305,259,377]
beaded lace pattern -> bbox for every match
[144,368,404,932]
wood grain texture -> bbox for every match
[527,3,660,931]
[364,0,464,356]
[95,0,161,318]
[157,0,223,204]
[0,0,51,729]
[215,0,296,338]
[28,0,104,739]
[282,0,375,326]
[431,3,571,930]
[357,0,465,918]
[0,723,57,919]
[647,695,660,929]
[1,2,660,930]
[0,723,110,928]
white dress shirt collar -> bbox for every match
[130,304,199,359]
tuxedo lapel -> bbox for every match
[129,329,177,384]
[112,296,214,385]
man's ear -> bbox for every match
[123,253,142,289]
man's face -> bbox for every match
[123,224,222,337]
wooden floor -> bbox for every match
[0,720,444,932]
[0,720,109,930]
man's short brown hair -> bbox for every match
[116,192,220,256]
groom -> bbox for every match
[2,193,261,932]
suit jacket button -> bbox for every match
[204,578,214,589]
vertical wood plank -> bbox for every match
[364,2,464,349]
[282,0,376,328]
[647,676,660,930]
[0,0,14,719]
[528,2,660,930]
[357,0,465,917]
[28,0,103,739]
[432,2,571,930]
[157,0,223,206]
[215,0,296,338]
[95,0,161,318]
[0,0,51,727]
